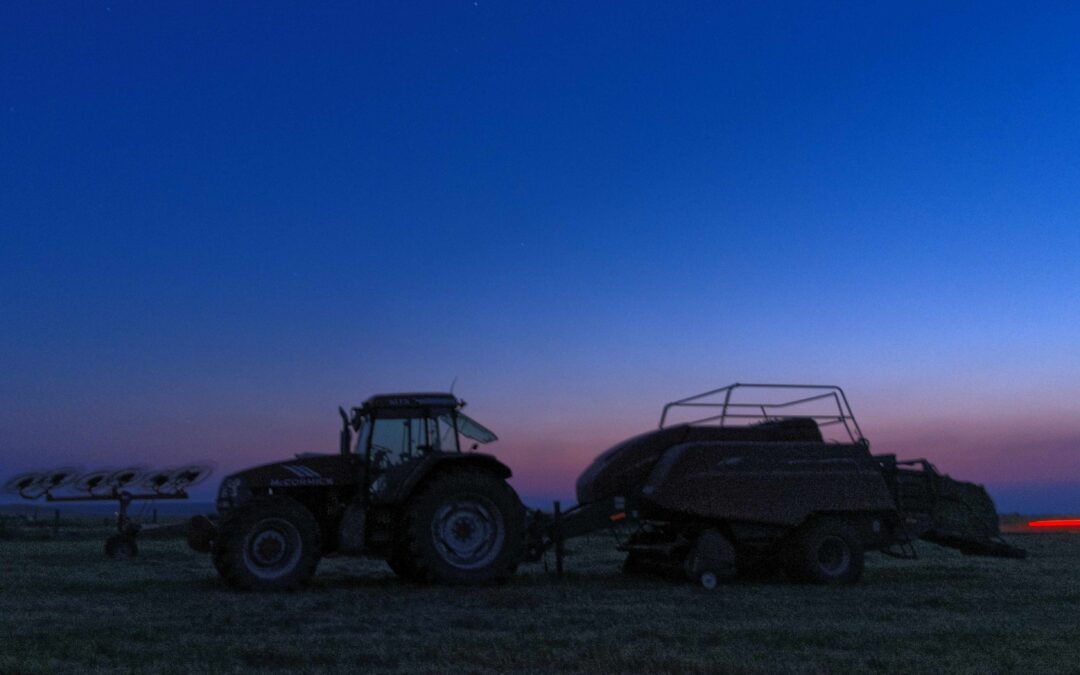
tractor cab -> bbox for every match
[340,393,498,470]
[192,391,523,590]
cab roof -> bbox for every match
[350,392,497,443]
[361,393,461,409]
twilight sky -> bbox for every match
[2,2,1078,511]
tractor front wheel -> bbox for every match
[212,496,320,590]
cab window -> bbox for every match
[369,416,441,467]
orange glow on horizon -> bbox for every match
[1027,519,1080,528]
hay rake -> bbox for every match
[3,465,212,558]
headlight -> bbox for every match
[216,476,251,513]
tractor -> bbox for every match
[187,393,524,590]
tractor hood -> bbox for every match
[216,454,354,513]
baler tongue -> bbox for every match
[912,471,1027,559]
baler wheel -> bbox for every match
[783,519,864,585]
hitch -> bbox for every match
[524,497,636,576]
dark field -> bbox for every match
[1,525,1077,674]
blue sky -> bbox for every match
[2,2,1079,511]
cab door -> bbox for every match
[368,415,441,469]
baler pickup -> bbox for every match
[884,457,1026,559]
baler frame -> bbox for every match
[659,383,865,443]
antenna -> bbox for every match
[450,376,458,394]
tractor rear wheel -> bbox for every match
[783,519,864,585]
[401,468,524,585]
[212,496,320,590]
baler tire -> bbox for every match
[784,519,864,585]
[400,468,524,585]
[212,496,320,591]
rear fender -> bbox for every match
[374,453,513,505]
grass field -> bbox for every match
[0,527,1077,674]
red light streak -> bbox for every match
[1027,519,1080,528]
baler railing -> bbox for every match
[659,383,865,443]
